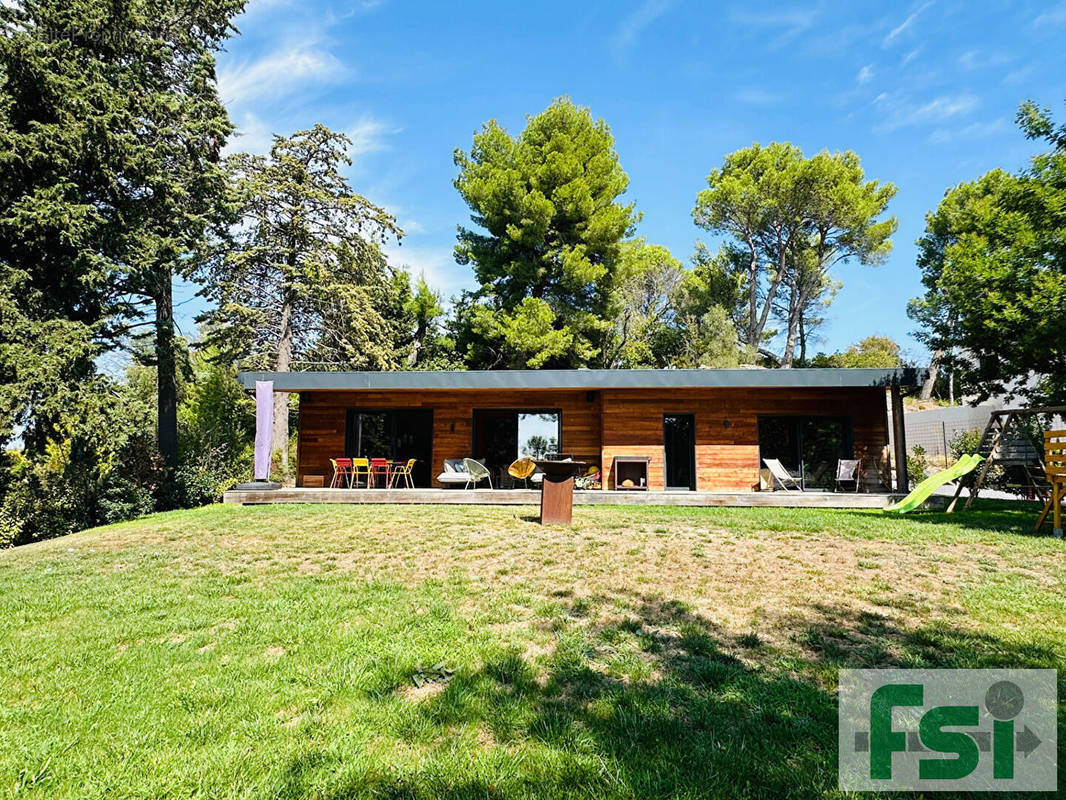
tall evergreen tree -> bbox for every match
[199,125,403,471]
[452,97,639,368]
[0,0,244,471]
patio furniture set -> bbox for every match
[437,456,602,490]
[329,457,416,489]
[333,454,861,493]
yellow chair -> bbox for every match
[351,457,371,489]
[508,457,537,488]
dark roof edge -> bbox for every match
[237,367,924,392]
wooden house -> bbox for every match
[237,368,918,494]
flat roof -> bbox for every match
[238,367,922,392]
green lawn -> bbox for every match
[0,502,1063,799]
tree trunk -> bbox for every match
[780,286,805,368]
[746,241,759,348]
[154,268,179,471]
[753,273,783,357]
[273,295,294,474]
[407,318,428,367]
[798,308,807,365]
[919,349,942,401]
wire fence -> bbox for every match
[904,404,1002,461]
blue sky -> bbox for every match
[196,0,1066,361]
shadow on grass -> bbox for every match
[854,497,1054,538]
[307,593,1063,799]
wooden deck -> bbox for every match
[223,487,909,509]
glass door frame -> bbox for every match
[471,408,563,487]
[344,408,434,487]
[663,413,697,491]
[756,414,854,490]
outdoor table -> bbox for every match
[533,460,587,525]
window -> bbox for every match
[518,412,560,459]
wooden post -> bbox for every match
[1054,481,1063,538]
[891,386,909,494]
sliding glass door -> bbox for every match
[473,409,561,485]
[757,415,852,490]
[345,409,433,487]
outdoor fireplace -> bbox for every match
[612,456,649,490]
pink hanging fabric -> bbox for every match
[254,380,274,480]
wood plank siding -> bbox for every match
[295,387,892,491]
[600,388,889,492]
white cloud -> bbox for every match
[873,92,978,132]
[227,111,275,155]
[734,88,781,106]
[856,64,874,84]
[731,6,819,45]
[928,119,1008,144]
[956,49,1012,71]
[882,1,933,47]
[901,48,922,66]
[1033,4,1066,26]
[1002,65,1035,86]
[218,39,347,106]
[384,244,472,302]
[612,0,676,59]
[345,116,400,157]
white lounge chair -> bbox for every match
[763,458,802,491]
[462,458,492,489]
[437,458,470,487]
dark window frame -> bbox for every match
[344,408,434,486]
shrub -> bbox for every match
[0,412,159,547]
[907,445,929,486]
[948,428,983,460]
[169,355,254,507]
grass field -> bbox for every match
[0,501,1063,798]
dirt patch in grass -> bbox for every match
[401,680,448,703]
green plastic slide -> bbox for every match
[884,454,984,513]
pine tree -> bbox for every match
[452,97,639,368]
[199,125,403,472]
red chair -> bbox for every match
[330,458,354,488]
[369,458,391,488]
